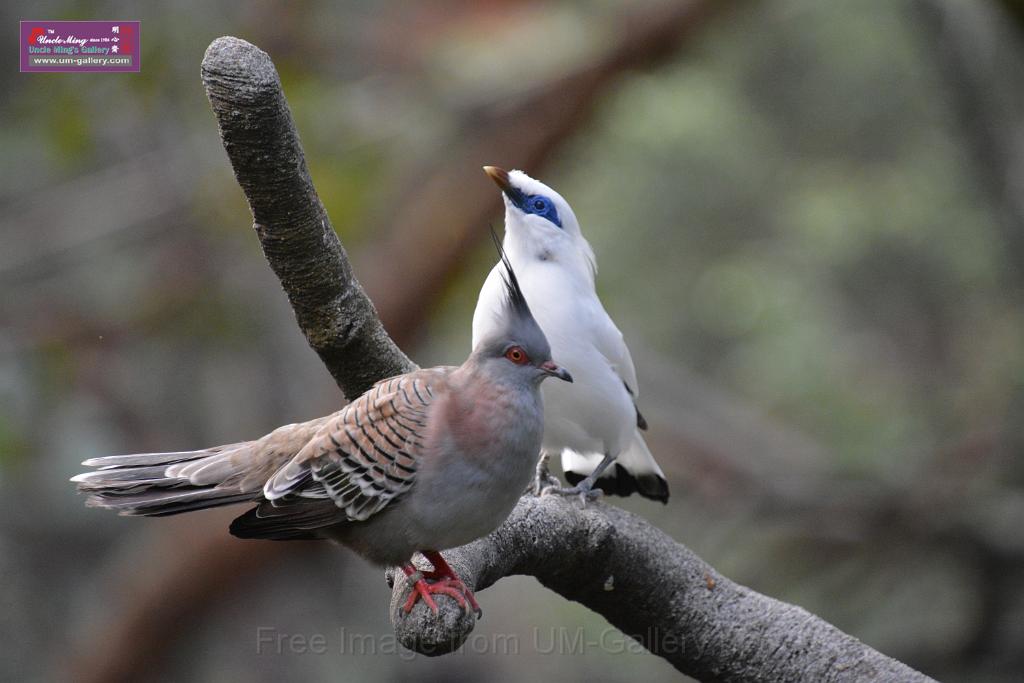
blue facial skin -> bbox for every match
[505,188,563,228]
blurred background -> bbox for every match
[3,1,1024,681]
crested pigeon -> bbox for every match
[472,166,669,503]
[72,237,571,615]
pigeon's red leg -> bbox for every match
[400,563,470,615]
[422,550,482,617]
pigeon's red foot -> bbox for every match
[423,550,482,617]
[400,551,482,617]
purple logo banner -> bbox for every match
[20,20,140,72]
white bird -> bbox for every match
[472,166,668,503]
[73,238,572,615]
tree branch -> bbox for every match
[387,496,936,682]
[201,37,415,396]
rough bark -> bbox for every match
[389,496,936,682]
[202,37,415,396]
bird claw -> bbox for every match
[531,453,562,496]
[421,569,482,618]
[403,576,474,615]
[401,568,437,614]
[401,554,482,618]
[541,482,603,505]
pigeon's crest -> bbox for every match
[491,225,533,325]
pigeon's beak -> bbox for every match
[483,165,527,210]
[540,360,573,383]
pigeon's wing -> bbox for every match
[231,369,450,538]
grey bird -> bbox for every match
[72,236,571,615]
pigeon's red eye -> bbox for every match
[505,346,529,365]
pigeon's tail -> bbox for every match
[71,442,260,516]
[562,433,669,503]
